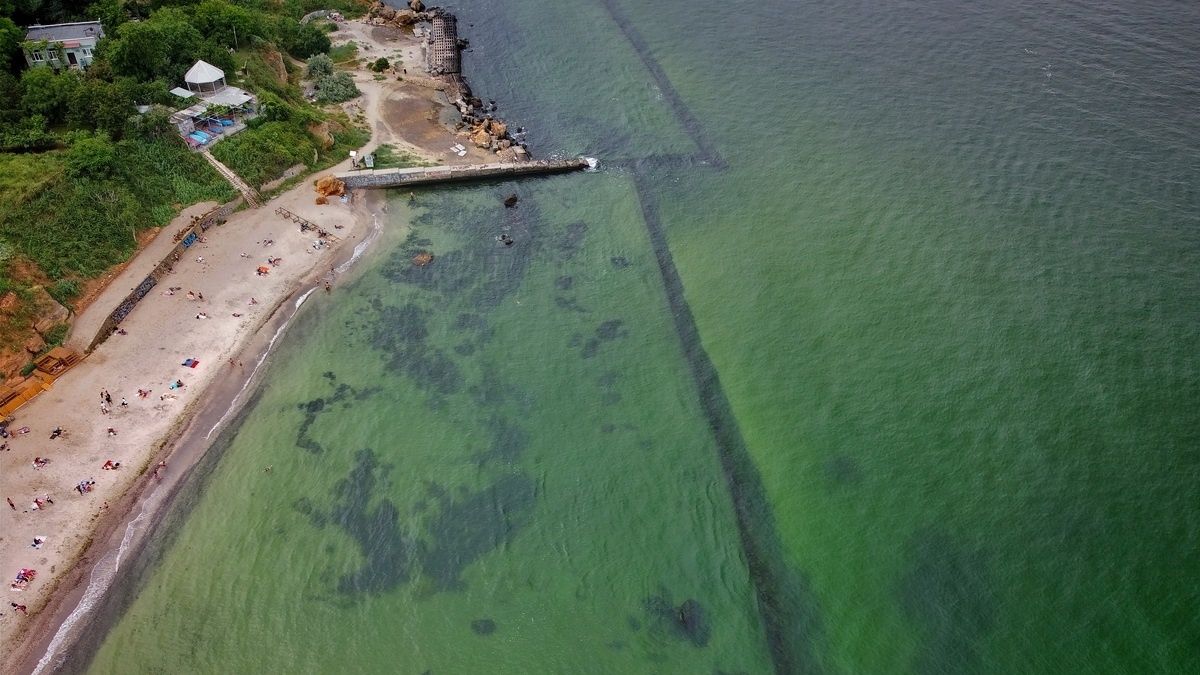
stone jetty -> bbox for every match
[335,158,592,189]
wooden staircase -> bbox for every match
[202,151,262,208]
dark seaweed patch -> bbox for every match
[454,343,476,356]
[554,296,588,313]
[327,449,417,594]
[555,275,574,290]
[824,455,863,486]
[899,530,995,675]
[372,303,430,350]
[296,380,378,454]
[610,256,630,269]
[474,417,529,466]
[558,221,588,258]
[453,313,488,333]
[596,319,627,341]
[581,338,601,359]
[644,592,711,647]
[470,618,497,635]
[418,473,537,591]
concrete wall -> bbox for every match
[336,159,589,189]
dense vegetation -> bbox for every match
[0,0,369,368]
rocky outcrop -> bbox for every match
[31,288,69,335]
[307,121,335,149]
[262,47,288,86]
[367,1,422,27]
[24,334,45,355]
[362,3,533,159]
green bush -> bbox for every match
[0,115,56,152]
[306,53,334,78]
[48,278,80,308]
[315,72,359,103]
[210,120,315,187]
[370,57,389,72]
[44,323,69,347]
[20,362,36,377]
[280,21,330,59]
[67,133,118,179]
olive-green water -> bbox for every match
[85,0,1199,673]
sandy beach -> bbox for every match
[0,19,495,673]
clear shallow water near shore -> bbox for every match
[85,0,1199,672]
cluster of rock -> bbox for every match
[0,288,71,382]
[365,0,426,28]
[365,2,531,160]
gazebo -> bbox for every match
[184,60,226,94]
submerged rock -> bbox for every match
[470,618,497,635]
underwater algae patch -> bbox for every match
[295,449,537,596]
[294,373,379,454]
[898,529,997,675]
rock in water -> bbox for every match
[470,618,497,635]
[409,0,424,11]
[675,599,710,647]
[503,194,519,208]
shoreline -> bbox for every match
[12,197,385,674]
[0,13,510,672]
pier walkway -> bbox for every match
[334,157,592,190]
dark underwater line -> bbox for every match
[595,0,728,169]
[630,174,824,674]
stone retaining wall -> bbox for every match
[85,198,244,353]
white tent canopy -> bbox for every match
[184,60,226,92]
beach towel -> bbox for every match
[182,358,196,367]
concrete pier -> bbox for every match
[334,158,592,189]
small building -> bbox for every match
[182,60,256,109]
[171,61,258,149]
[23,21,104,70]
[184,60,228,94]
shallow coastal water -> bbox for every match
[85,0,1199,672]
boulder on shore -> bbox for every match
[469,127,491,148]
[409,0,424,12]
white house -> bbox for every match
[23,21,104,70]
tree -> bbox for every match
[370,57,388,72]
[0,17,22,73]
[21,67,80,124]
[104,8,204,81]
[66,132,117,178]
[192,0,265,49]
[278,20,329,59]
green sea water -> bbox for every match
[83,0,1199,673]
